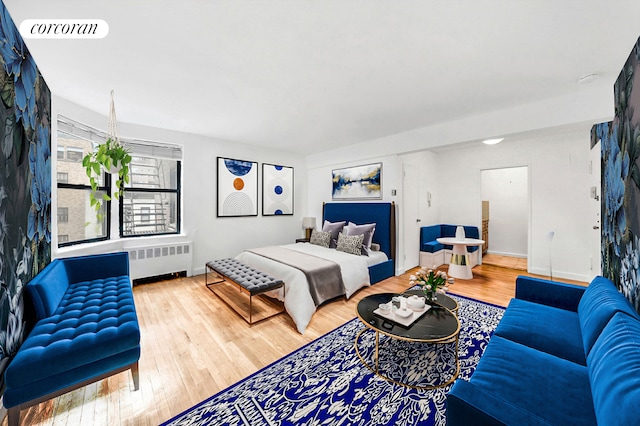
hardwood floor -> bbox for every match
[482,253,528,271]
[10,264,586,426]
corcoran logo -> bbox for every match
[19,19,109,39]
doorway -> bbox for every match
[480,166,529,268]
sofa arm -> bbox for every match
[515,276,585,311]
[447,380,547,426]
[62,252,130,284]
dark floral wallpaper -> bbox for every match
[0,2,51,389]
[600,36,640,313]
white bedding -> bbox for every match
[235,243,386,333]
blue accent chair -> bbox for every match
[446,275,640,425]
[3,252,140,426]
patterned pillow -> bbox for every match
[322,220,346,248]
[336,232,364,256]
[309,230,331,248]
[345,222,376,255]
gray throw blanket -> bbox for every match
[247,246,345,306]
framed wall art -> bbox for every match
[262,163,294,215]
[217,157,258,217]
[332,162,382,200]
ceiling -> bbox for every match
[5,1,640,155]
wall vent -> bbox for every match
[127,241,193,280]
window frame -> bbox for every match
[56,117,112,247]
[119,159,181,238]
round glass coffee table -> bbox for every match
[355,291,460,389]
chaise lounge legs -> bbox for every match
[7,406,19,426]
[132,361,140,391]
[5,361,140,426]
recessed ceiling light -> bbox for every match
[577,73,600,84]
[482,138,504,145]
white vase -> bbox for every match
[455,226,466,239]
[102,163,121,175]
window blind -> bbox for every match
[57,115,183,160]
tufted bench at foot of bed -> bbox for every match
[205,258,285,325]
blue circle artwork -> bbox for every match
[274,185,283,195]
[275,210,283,214]
[275,165,283,171]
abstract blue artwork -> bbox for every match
[217,157,258,217]
[262,163,293,215]
[332,162,381,200]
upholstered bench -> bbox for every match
[205,258,284,324]
[3,252,140,426]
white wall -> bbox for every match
[53,97,307,276]
[480,167,528,257]
[436,127,594,281]
[308,125,596,282]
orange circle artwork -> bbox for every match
[233,178,245,190]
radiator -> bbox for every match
[126,241,193,280]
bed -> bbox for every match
[236,202,396,333]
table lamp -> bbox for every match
[302,217,316,240]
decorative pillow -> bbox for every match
[336,233,364,256]
[309,230,331,248]
[370,243,380,252]
[345,222,376,255]
[322,220,346,248]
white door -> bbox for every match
[403,163,421,270]
[589,141,602,279]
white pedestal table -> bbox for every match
[436,237,485,280]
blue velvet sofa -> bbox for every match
[419,224,480,268]
[3,252,140,426]
[447,275,640,425]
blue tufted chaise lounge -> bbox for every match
[3,252,140,426]
[446,275,640,425]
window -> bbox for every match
[57,207,69,223]
[66,147,84,162]
[56,116,110,246]
[57,115,183,245]
[120,149,181,237]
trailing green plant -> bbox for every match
[82,137,132,221]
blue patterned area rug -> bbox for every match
[162,294,504,426]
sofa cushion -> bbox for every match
[587,312,640,426]
[420,225,441,249]
[577,276,640,356]
[466,336,597,425]
[493,298,586,364]
[5,275,140,388]
[26,259,70,319]
[421,241,444,253]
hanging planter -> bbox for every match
[82,91,132,221]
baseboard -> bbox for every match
[528,266,590,283]
[485,250,527,258]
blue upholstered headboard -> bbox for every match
[322,202,396,262]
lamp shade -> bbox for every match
[302,217,316,229]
